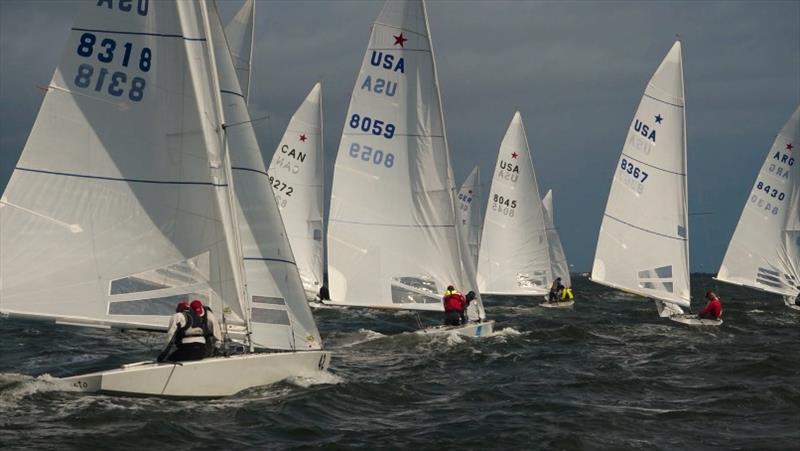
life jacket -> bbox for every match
[175,309,211,346]
[443,291,464,312]
[561,287,574,301]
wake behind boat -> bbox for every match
[0,0,329,397]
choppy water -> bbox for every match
[1,275,798,450]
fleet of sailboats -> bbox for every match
[717,106,800,312]
[0,0,794,398]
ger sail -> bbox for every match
[591,41,718,325]
[716,105,800,311]
[267,83,325,300]
[0,0,329,397]
[325,0,492,336]
[477,112,552,296]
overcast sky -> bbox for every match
[1,0,798,273]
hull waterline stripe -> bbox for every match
[603,213,686,241]
[16,167,227,186]
[71,27,206,41]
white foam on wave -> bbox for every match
[327,328,386,348]
[493,327,524,336]
[286,370,345,388]
[0,373,77,408]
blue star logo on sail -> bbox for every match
[655,114,663,124]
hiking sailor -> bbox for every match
[158,299,222,362]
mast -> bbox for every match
[421,0,485,320]
[202,0,253,348]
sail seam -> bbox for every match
[342,133,444,138]
[243,257,297,266]
[620,153,686,176]
[15,167,227,186]
[71,27,206,41]
[330,219,454,228]
[372,22,428,39]
[220,90,245,99]
[231,166,269,177]
[368,48,431,53]
[642,93,684,108]
[604,213,686,241]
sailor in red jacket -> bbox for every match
[698,291,723,320]
[442,285,466,326]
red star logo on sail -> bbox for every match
[393,33,407,47]
[787,143,794,151]
[511,152,518,159]
[299,134,308,142]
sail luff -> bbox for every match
[201,0,252,339]
[420,0,484,320]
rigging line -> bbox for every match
[159,362,182,395]
[221,115,269,129]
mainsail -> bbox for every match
[477,112,551,295]
[327,0,484,319]
[717,105,800,299]
[0,0,321,351]
[0,0,241,330]
[542,190,571,287]
[591,41,690,316]
[267,83,325,299]
[457,166,482,268]
[223,0,254,103]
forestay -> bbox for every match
[542,190,571,287]
[717,105,800,298]
[477,112,551,295]
[209,3,321,350]
[223,0,254,103]
[327,0,484,320]
[0,1,243,331]
[591,41,690,312]
[457,166,482,268]
[267,83,325,299]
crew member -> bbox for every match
[548,277,564,302]
[442,285,466,326]
[698,291,723,320]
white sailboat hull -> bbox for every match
[60,351,331,397]
[668,314,723,327]
[416,320,495,338]
[539,300,575,309]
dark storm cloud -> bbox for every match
[1,0,798,272]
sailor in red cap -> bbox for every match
[158,299,222,362]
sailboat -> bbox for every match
[477,112,552,297]
[716,105,800,311]
[267,83,325,300]
[591,41,721,326]
[325,0,493,337]
[539,190,574,308]
[457,166,483,268]
[0,0,329,397]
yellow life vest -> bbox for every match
[561,287,574,301]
